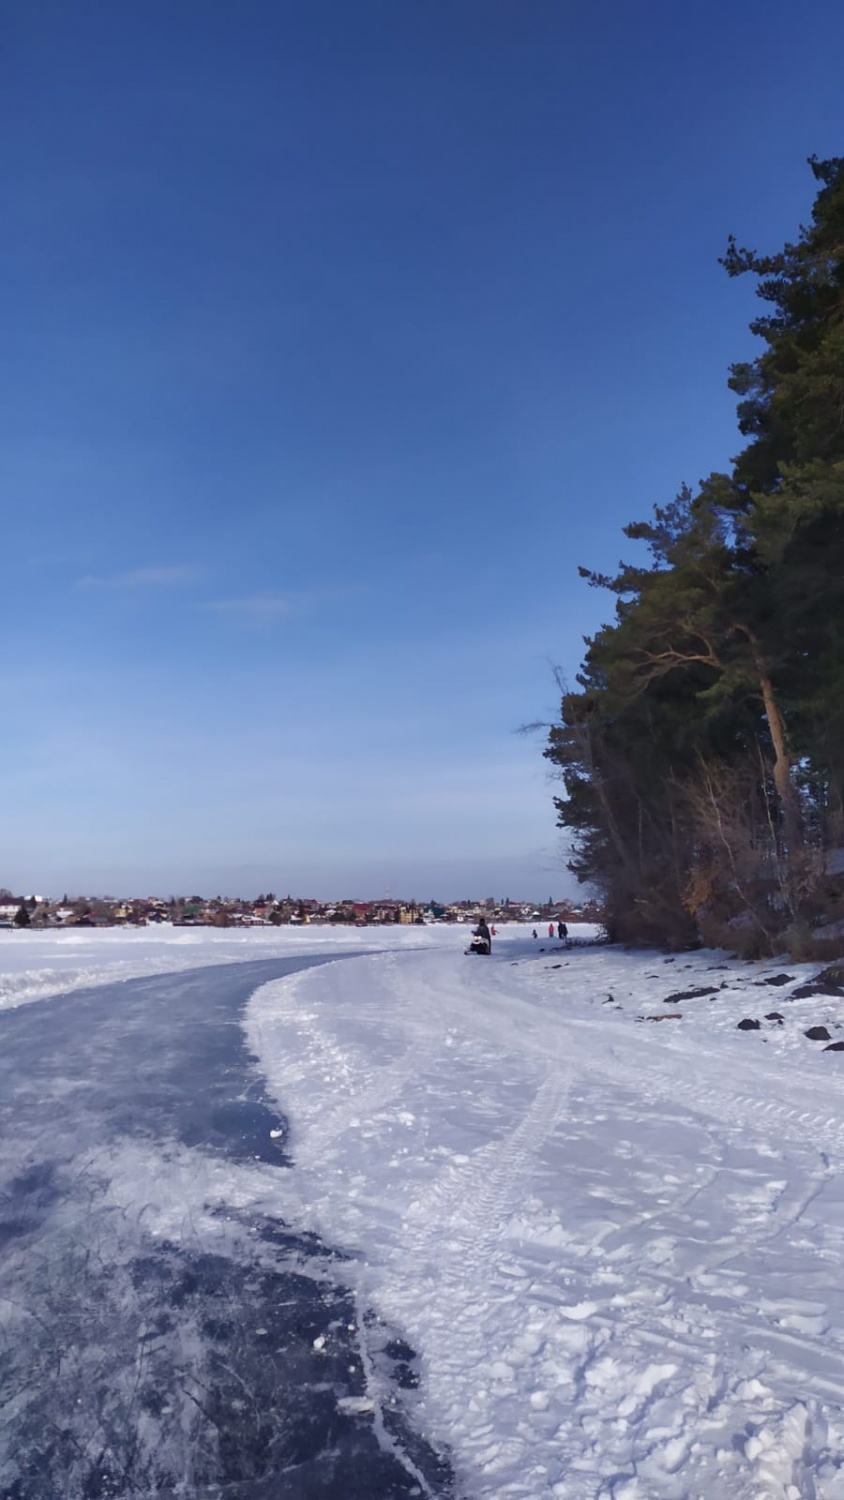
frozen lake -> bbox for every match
[6,924,844,1497]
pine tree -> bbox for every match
[547,157,844,954]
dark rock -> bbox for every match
[754,974,795,987]
[824,1042,844,1052]
[737,1018,761,1030]
[765,1012,785,1024]
[664,986,719,1003]
[792,963,844,999]
[805,1026,832,1041]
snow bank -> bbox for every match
[247,929,844,1500]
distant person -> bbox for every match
[557,920,568,943]
[532,928,537,939]
[466,916,492,955]
[548,923,554,939]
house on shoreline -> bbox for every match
[0,886,603,932]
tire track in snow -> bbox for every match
[404,1068,572,1276]
[594,1043,844,1161]
[470,972,844,1164]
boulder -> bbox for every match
[791,963,844,1000]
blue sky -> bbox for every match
[2,1,843,900]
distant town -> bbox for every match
[0,890,602,931]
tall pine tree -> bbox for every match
[547,157,844,955]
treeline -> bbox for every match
[546,157,844,957]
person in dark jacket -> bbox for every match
[466,916,492,955]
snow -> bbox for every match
[245,929,844,1499]
[6,922,844,1497]
[0,920,443,1011]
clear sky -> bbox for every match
[2,1,843,901]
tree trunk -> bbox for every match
[750,643,801,849]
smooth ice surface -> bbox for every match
[0,952,453,1498]
[7,924,844,1498]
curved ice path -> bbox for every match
[0,957,455,1499]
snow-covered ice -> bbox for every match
[5,922,844,1497]
[0,920,445,1013]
